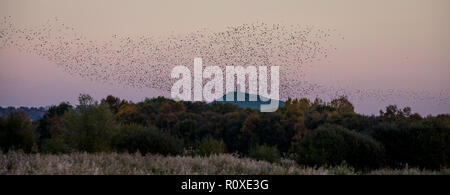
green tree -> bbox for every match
[197,136,226,156]
[296,124,385,170]
[372,118,449,169]
[60,94,118,152]
[37,102,72,143]
[330,96,355,114]
[101,95,126,113]
[249,144,281,163]
[113,124,183,155]
[0,111,37,152]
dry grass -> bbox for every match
[0,151,448,175]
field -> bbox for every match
[1,151,448,175]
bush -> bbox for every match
[249,144,281,163]
[296,124,385,170]
[197,136,226,156]
[0,111,37,153]
[40,136,70,154]
[113,124,183,155]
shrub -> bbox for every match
[113,124,183,155]
[197,136,226,156]
[0,111,37,153]
[40,136,70,154]
[249,144,281,163]
[296,124,385,170]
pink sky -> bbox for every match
[0,0,449,115]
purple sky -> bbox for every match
[0,0,449,115]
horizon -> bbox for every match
[1,92,447,117]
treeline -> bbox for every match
[0,106,46,121]
[0,94,449,171]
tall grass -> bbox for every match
[0,151,448,175]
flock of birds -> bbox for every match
[0,16,448,106]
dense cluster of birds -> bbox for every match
[1,16,448,105]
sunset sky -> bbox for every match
[0,0,449,115]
